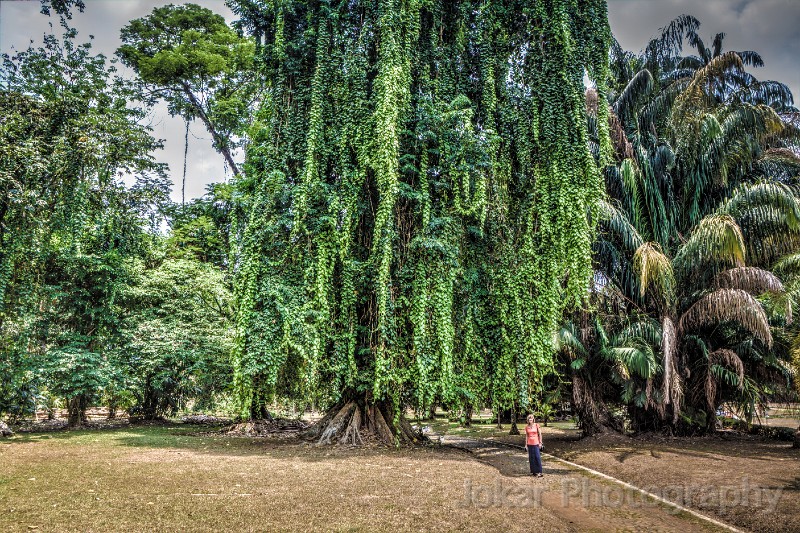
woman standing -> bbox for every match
[525,414,543,477]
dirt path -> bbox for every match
[442,435,735,533]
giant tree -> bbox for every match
[230,0,613,444]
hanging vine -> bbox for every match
[229,0,611,440]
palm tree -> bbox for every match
[579,16,800,434]
[591,180,798,433]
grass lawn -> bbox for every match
[0,424,572,532]
[3,420,791,532]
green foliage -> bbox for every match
[45,345,109,408]
[0,23,166,422]
[117,258,234,418]
[166,183,234,267]
[231,0,612,420]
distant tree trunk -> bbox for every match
[461,404,473,428]
[107,399,117,420]
[428,404,436,420]
[67,396,88,426]
[509,402,520,435]
[248,379,274,422]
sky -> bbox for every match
[1,0,798,202]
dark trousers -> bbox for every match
[527,444,542,474]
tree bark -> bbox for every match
[180,82,240,177]
[67,396,88,427]
[508,402,520,435]
[461,404,472,427]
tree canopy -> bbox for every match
[229,0,613,441]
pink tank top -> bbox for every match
[525,423,540,446]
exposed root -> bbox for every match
[368,404,395,444]
[341,406,364,445]
[306,400,424,446]
[318,402,356,445]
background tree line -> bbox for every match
[1,2,798,438]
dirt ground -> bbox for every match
[0,424,730,533]
[486,422,800,533]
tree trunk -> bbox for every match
[67,396,88,427]
[428,404,436,420]
[572,374,617,436]
[461,404,473,427]
[305,398,422,446]
[180,82,240,177]
[508,402,520,435]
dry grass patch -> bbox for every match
[1,426,570,532]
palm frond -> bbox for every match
[678,288,772,348]
[614,317,663,347]
[672,52,745,124]
[635,144,672,246]
[713,267,785,295]
[555,321,587,359]
[719,181,800,231]
[730,80,794,108]
[613,69,654,120]
[639,79,689,131]
[709,348,745,390]
[745,231,800,267]
[608,344,660,380]
[674,214,746,277]
[598,199,644,252]
[686,30,710,65]
[711,32,725,58]
[737,50,764,69]
[619,159,645,232]
[644,14,701,67]
[633,242,674,302]
[773,253,800,278]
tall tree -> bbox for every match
[230,0,612,444]
[117,3,259,177]
[578,16,800,434]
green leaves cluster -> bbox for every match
[231,0,611,420]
